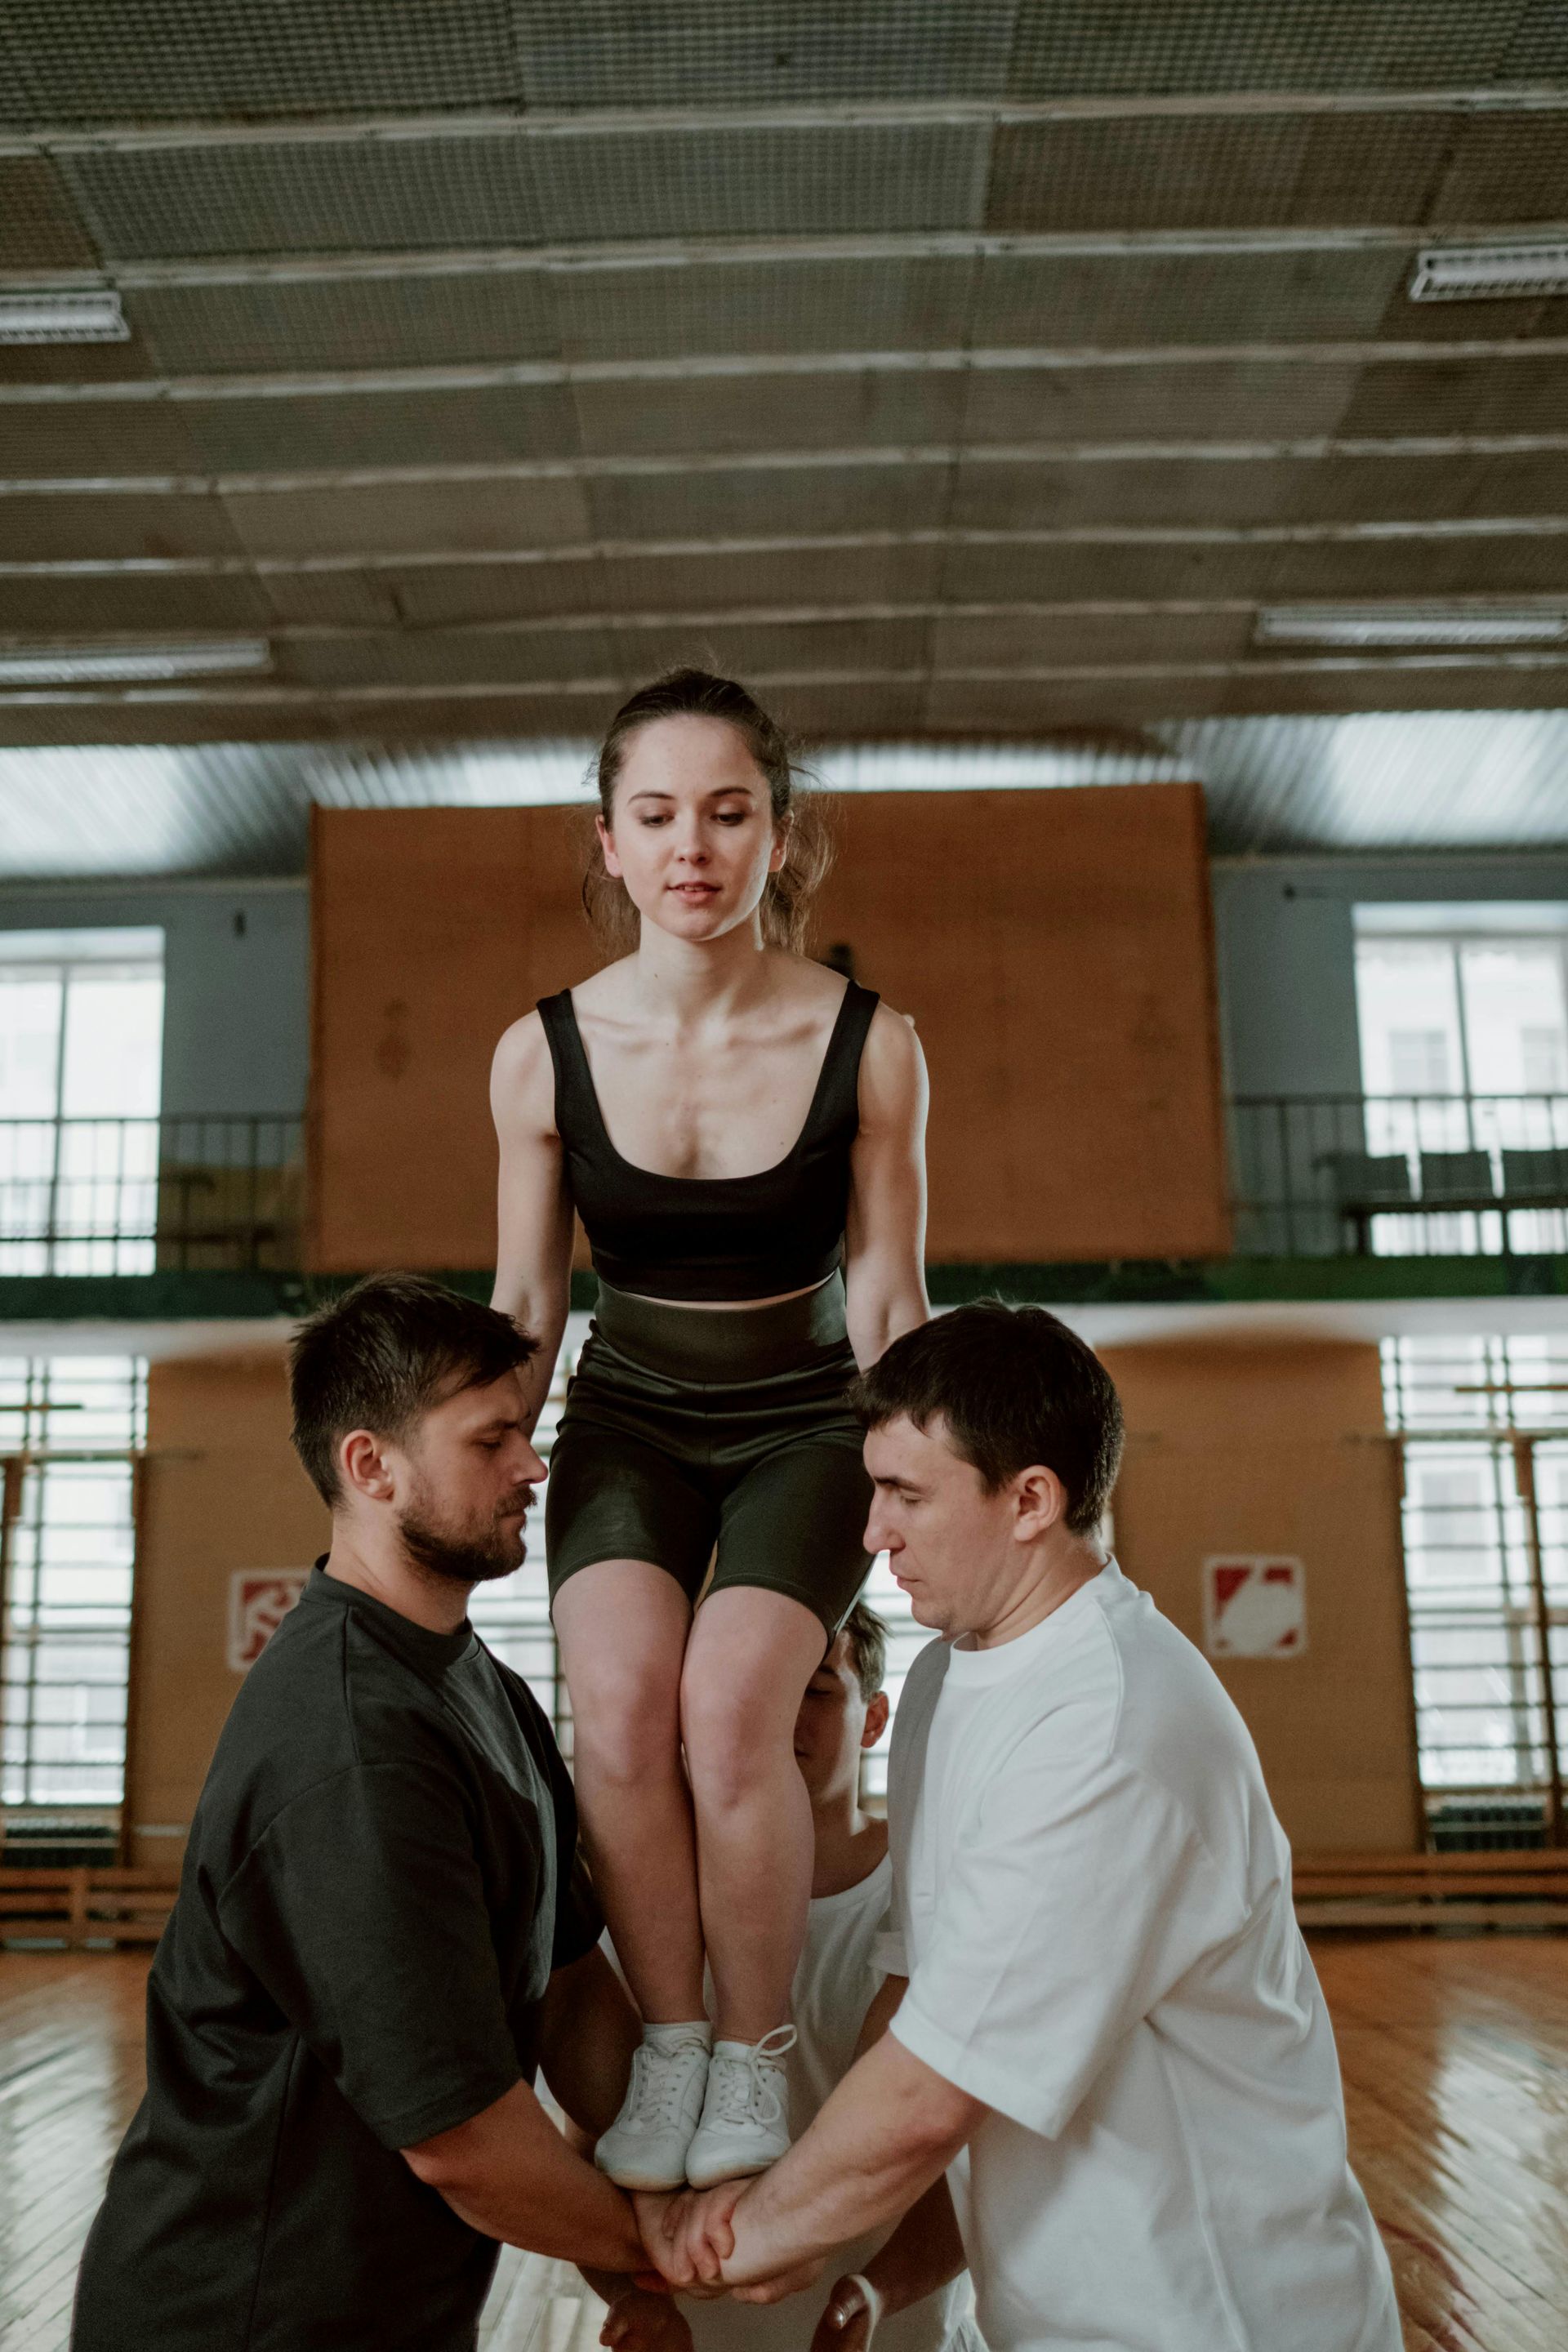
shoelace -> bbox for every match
[625,2038,707,2135]
[706,2025,798,2132]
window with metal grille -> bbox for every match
[0,928,165,1276]
[1383,1335,1568,1846]
[1352,907,1568,1259]
[0,1357,147,1838]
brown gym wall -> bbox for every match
[306,784,1228,1272]
[1098,1337,1422,1855]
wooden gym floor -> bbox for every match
[2,1935,1566,2351]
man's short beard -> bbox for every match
[396,1486,528,1590]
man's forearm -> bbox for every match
[722,2035,981,2289]
[404,2080,644,2270]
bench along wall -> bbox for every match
[308,785,1228,1271]
[1097,1336,1420,1855]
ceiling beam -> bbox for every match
[5,85,1566,158]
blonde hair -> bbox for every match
[581,667,831,955]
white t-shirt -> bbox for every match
[684,1853,981,2352]
[876,1561,1401,2352]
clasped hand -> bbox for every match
[631,2185,823,2305]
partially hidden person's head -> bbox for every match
[852,1303,1124,1640]
[289,1274,543,1589]
[581,666,831,956]
[793,1601,891,1808]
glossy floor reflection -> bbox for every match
[2,1936,1565,2351]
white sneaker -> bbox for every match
[595,2025,712,2192]
[684,2025,797,2189]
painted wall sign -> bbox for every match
[228,1569,309,1673]
[1203,1555,1307,1659]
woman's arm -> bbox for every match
[842,1005,929,1369]
[491,1012,577,1432]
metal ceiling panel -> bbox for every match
[960,357,1365,444]
[530,122,990,242]
[948,454,1300,533]
[0,394,207,477]
[0,2,516,121]
[180,381,582,474]
[220,474,595,560]
[603,541,951,613]
[0,488,247,561]
[387,556,612,628]
[935,540,1298,604]
[1428,109,1568,223]
[609,613,932,677]
[584,458,949,544]
[1503,0,1568,78]
[572,368,965,457]
[973,246,1412,348]
[276,626,621,689]
[511,1,1019,106]
[0,152,99,270]
[0,573,276,632]
[930,608,1254,668]
[1263,532,1568,598]
[256,572,405,626]
[1334,354,1568,437]
[987,113,1456,237]
[67,136,548,264]
[1005,0,1534,97]
[125,273,564,376]
[552,254,978,363]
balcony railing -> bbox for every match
[2,1098,1566,1284]
[0,1116,305,1275]
[1231,1094,1568,1258]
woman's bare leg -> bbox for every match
[679,1587,827,2045]
[553,1558,705,2024]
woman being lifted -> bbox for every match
[492,669,928,2193]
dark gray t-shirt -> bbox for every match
[73,1566,601,2352]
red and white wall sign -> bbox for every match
[227,1570,309,1673]
[1202,1556,1307,1659]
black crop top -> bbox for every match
[537,982,880,1302]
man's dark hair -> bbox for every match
[851,1302,1124,1537]
[838,1601,888,1704]
[289,1274,537,1506]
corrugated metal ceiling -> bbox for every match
[0,1,1566,846]
[3,712,1567,881]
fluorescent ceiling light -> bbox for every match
[1255,606,1568,649]
[1409,243,1568,302]
[0,290,129,344]
[0,640,274,684]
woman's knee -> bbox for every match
[568,1659,684,1788]
[679,1663,795,1806]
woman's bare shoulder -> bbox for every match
[490,1007,555,1131]
[859,996,928,1111]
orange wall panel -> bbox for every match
[309,785,1227,1271]
[1099,1339,1421,1854]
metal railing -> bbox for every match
[1230,1093,1568,1258]
[0,1115,305,1275]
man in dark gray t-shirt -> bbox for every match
[74,1276,652,2352]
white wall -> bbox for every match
[1210,854,1568,1100]
[0,880,309,1120]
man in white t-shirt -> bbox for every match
[587,1605,981,2352]
[643,1303,1401,2352]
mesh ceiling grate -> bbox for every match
[0,1,516,122]
[0,153,100,269]
[1006,1,1554,97]
[66,136,550,263]
[987,111,1460,234]
[511,1,1021,106]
